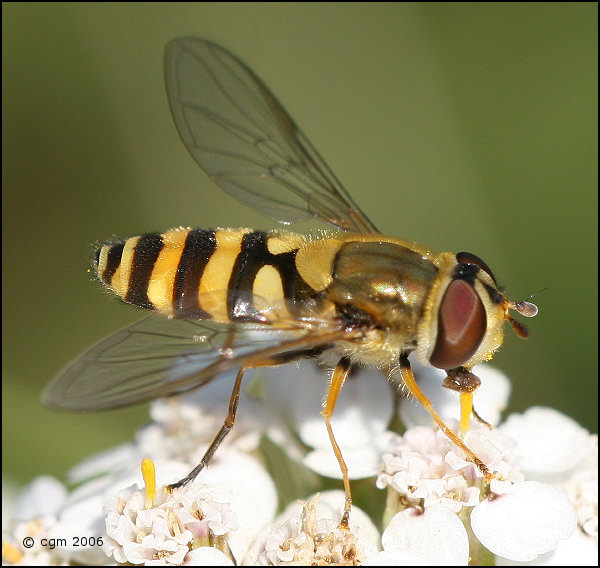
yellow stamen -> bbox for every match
[2,540,24,564]
[460,391,473,434]
[141,458,156,509]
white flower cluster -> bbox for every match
[2,360,597,565]
[2,475,107,566]
[246,492,377,566]
[376,425,508,512]
[103,473,237,565]
[375,423,576,563]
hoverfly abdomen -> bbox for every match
[226,230,314,322]
[95,227,316,324]
[95,233,164,311]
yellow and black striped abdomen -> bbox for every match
[95,227,314,324]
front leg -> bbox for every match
[398,355,493,480]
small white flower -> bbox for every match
[92,451,276,565]
[4,518,64,566]
[103,463,238,566]
[185,450,278,562]
[244,491,380,566]
[2,475,106,566]
[376,426,494,514]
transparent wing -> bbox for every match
[165,37,378,234]
[43,315,350,411]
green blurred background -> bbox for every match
[3,3,597,488]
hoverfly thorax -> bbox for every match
[327,240,438,329]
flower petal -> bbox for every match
[184,546,235,565]
[13,476,67,520]
[495,525,599,566]
[471,481,577,561]
[304,431,395,479]
[499,407,592,478]
[381,505,469,565]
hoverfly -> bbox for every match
[44,37,537,528]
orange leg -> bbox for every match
[399,356,492,480]
[321,357,353,529]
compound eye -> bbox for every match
[430,279,487,369]
[456,251,497,284]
